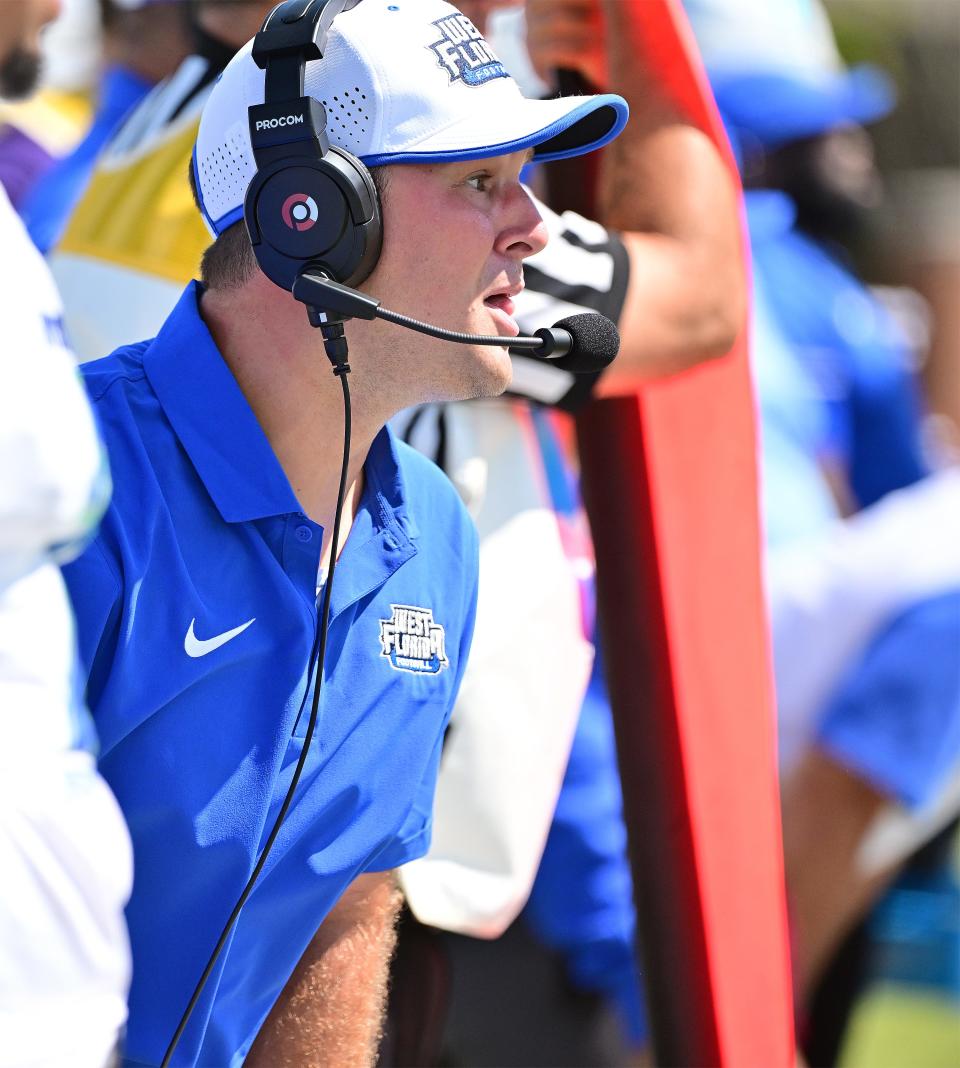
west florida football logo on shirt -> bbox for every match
[379,604,449,675]
[428,14,508,86]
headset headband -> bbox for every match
[253,0,361,106]
[244,0,382,292]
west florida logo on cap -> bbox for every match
[428,13,508,87]
[379,604,449,675]
[282,193,319,232]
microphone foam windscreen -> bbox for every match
[552,313,620,374]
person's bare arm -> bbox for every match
[245,870,403,1068]
[780,748,896,1003]
[525,0,747,386]
[195,0,277,50]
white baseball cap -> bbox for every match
[194,0,628,236]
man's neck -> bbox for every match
[200,277,395,562]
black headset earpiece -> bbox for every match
[245,0,381,292]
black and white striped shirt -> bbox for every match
[509,194,630,412]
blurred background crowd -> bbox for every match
[1,1,957,1066]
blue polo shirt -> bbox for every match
[62,282,479,1067]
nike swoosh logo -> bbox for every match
[184,617,255,658]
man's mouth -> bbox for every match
[482,286,522,337]
[484,292,516,317]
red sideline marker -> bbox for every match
[576,2,795,1064]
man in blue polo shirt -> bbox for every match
[61,1,628,1064]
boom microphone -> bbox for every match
[292,271,619,374]
[529,313,620,374]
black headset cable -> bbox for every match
[161,357,352,1067]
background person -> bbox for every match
[20,0,193,253]
[0,2,132,1066]
[690,0,960,1026]
[47,0,276,359]
[0,0,97,209]
[648,2,960,1060]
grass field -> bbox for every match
[840,986,960,1068]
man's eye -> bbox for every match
[466,172,492,192]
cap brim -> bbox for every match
[712,64,896,148]
[360,93,628,167]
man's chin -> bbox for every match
[468,343,514,399]
[0,49,42,101]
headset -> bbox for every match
[242,0,617,371]
[245,0,381,293]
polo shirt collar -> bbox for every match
[363,425,420,542]
[327,424,421,620]
[143,282,302,522]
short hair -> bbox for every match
[187,158,389,291]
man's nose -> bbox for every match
[494,185,549,260]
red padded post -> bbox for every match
[576,2,795,1064]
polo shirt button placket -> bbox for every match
[285,516,323,615]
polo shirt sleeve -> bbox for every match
[61,535,123,705]
[365,523,481,873]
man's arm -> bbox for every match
[246,870,403,1068]
[525,0,746,385]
